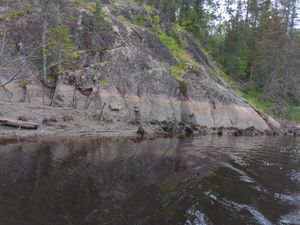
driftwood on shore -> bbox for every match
[0,117,39,129]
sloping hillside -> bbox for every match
[0,0,280,134]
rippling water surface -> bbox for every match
[0,136,299,225]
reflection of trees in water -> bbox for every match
[0,137,232,225]
[1,137,297,225]
[0,138,185,225]
[0,137,221,225]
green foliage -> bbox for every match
[85,2,97,13]
[119,16,131,25]
[74,0,84,5]
[179,80,188,97]
[99,78,110,86]
[171,63,185,78]
[180,9,206,39]
[170,24,186,47]
[74,1,97,13]
[218,70,239,89]
[287,106,300,122]
[19,80,31,89]
[48,25,79,67]
[133,15,148,26]
[236,45,249,79]
[95,0,102,18]
[132,14,160,32]
[128,0,298,119]
[157,30,198,78]
[243,90,274,112]
[144,4,154,14]
[117,11,194,78]
[8,4,31,20]
[111,0,126,10]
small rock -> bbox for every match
[134,105,139,113]
[58,124,67,129]
[265,130,273,136]
[231,129,243,136]
[105,119,113,123]
[217,127,223,136]
[286,130,294,136]
[49,116,58,123]
[162,126,173,134]
[198,126,208,135]
[62,115,74,122]
[185,126,194,136]
[42,118,49,124]
[294,128,300,137]
[243,126,256,136]
[18,116,28,121]
[137,126,146,136]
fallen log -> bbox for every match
[0,117,39,129]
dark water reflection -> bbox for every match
[0,136,299,225]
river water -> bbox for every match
[0,136,299,225]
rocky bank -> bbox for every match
[0,0,281,137]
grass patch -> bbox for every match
[287,106,300,122]
[157,30,198,78]
[133,15,148,26]
[99,78,110,86]
[171,63,185,78]
[132,14,160,30]
[73,0,97,13]
[118,12,197,78]
[8,5,31,20]
[243,90,274,112]
[117,9,196,79]
[74,0,84,5]
[219,71,240,89]
[118,15,132,24]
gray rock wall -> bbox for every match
[0,1,280,131]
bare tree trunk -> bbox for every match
[72,86,77,109]
[42,0,49,105]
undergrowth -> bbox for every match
[243,90,274,112]
[155,25,198,78]
[7,5,31,20]
[121,9,198,79]
[287,106,300,122]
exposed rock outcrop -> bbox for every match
[0,0,280,133]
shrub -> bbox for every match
[243,89,274,112]
[19,80,31,89]
[48,25,79,67]
[74,0,84,6]
[157,31,197,78]
[287,106,300,122]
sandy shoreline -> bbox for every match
[0,101,299,140]
[0,101,143,139]
[0,128,140,140]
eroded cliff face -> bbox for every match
[0,1,279,131]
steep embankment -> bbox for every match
[0,0,280,135]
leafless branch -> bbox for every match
[0,45,42,88]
